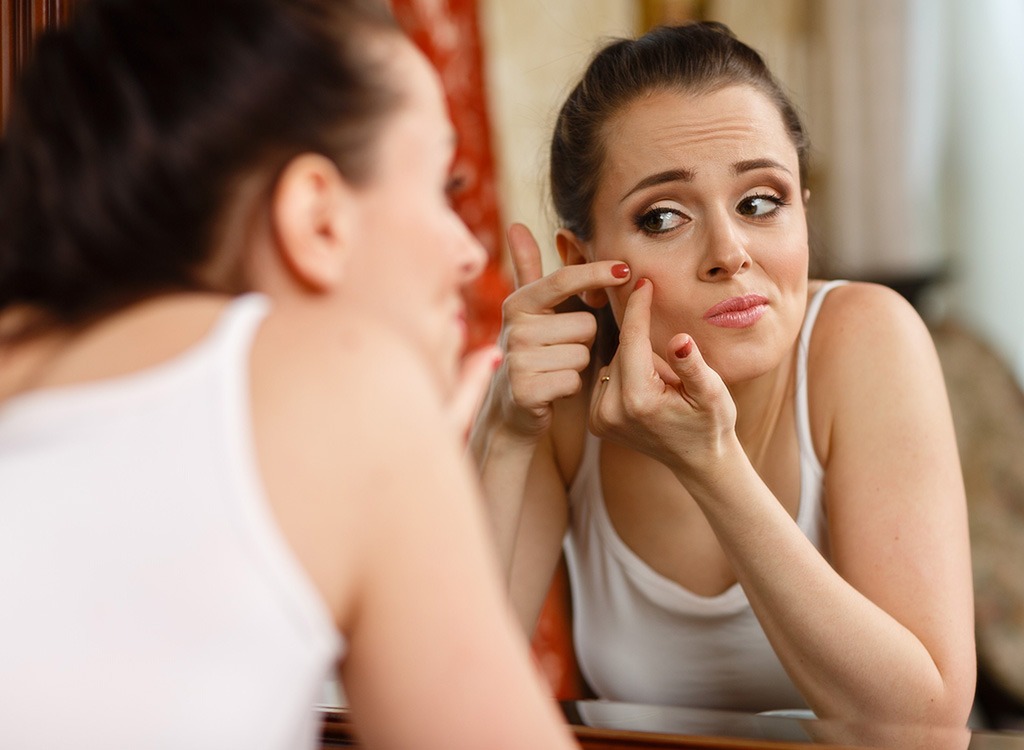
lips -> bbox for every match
[703,294,769,329]
[455,307,468,339]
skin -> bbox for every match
[0,35,576,750]
[472,84,975,726]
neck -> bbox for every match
[728,347,798,469]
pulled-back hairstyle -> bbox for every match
[0,0,401,338]
[549,22,810,365]
[551,21,810,242]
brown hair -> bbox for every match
[0,0,401,338]
[549,21,811,365]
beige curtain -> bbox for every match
[707,0,934,282]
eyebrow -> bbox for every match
[732,158,791,176]
[618,158,792,204]
[619,169,694,204]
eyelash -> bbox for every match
[633,207,685,235]
[632,193,789,236]
[738,193,788,219]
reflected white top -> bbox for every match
[564,281,846,712]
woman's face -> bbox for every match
[581,84,809,384]
[344,38,486,394]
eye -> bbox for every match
[445,174,467,206]
[634,206,688,235]
[736,193,786,219]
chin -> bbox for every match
[424,346,460,399]
[710,341,789,384]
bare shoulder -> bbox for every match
[805,281,944,459]
[249,306,461,624]
[808,280,935,375]
[811,280,926,344]
[254,307,447,451]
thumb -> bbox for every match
[667,334,719,406]
[449,344,503,440]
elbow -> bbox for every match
[935,669,976,728]
[911,656,976,728]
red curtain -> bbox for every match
[390,0,509,351]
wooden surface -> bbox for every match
[320,713,862,750]
[317,703,999,750]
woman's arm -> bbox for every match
[590,281,975,725]
[473,422,571,632]
[342,364,578,749]
[255,315,578,750]
[794,282,974,721]
[470,223,629,629]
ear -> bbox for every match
[270,153,353,293]
[556,228,609,308]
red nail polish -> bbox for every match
[634,278,647,289]
[611,263,629,279]
[675,339,692,358]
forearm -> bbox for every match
[680,443,972,725]
[470,397,572,633]
[470,402,540,578]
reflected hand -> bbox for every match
[493,223,632,440]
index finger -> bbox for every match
[617,277,657,384]
[507,223,544,290]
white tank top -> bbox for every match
[0,294,341,749]
[564,281,845,712]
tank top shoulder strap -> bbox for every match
[204,293,271,360]
[795,280,848,482]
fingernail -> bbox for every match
[634,277,647,289]
[611,263,630,279]
[675,339,692,359]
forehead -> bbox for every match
[381,38,451,141]
[599,85,797,180]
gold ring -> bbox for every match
[600,376,611,383]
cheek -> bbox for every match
[605,276,698,355]
[647,292,693,353]
[768,220,810,274]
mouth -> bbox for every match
[455,307,469,342]
[703,294,769,329]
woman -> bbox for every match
[472,22,975,724]
[0,1,576,748]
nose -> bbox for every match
[455,219,488,283]
[700,211,751,281]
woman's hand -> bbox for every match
[589,278,738,474]
[490,223,631,441]
[447,344,503,442]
